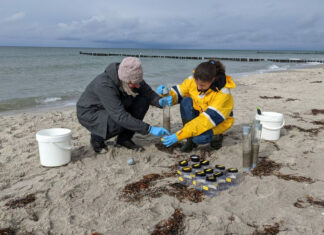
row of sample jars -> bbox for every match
[177,155,243,197]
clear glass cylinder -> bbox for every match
[242,126,252,172]
[252,123,262,168]
[162,86,171,133]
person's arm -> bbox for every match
[96,81,150,135]
[169,76,192,105]
[176,90,234,141]
[137,80,161,107]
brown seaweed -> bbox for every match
[311,109,324,115]
[285,98,299,102]
[252,223,280,235]
[5,194,36,209]
[284,124,322,136]
[311,120,324,125]
[151,209,185,235]
[294,196,324,208]
[275,173,315,183]
[310,81,322,83]
[259,96,282,99]
[0,228,16,235]
[251,158,282,177]
[155,142,183,154]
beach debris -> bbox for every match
[252,223,280,235]
[151,209,185,235]
[251,158,282,177]
[311,109,324,115]
[127,157,135,165]
[155,142,182,154]
[0,228,16,235]
[121,172,203,203]
[311,120,324,125]
[310,80,322,83]
[285,98,299,102]
[5,193,36,209]
[259,96,282,99]
[92,232,99,235]
[275,173,314,183]
[294,196,324,208]
[284,124,322,136]
[251,158,315,183]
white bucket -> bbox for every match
[255,112,285,141]
[36,128,73,167]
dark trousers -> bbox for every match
[91,95,150,143]
[180,97,213,145]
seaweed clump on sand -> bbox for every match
[121,173,203,203]
[0,228,16,235]
[311,120,324,125]
[284,125,322,136]
[5,194,36,209]
[285,98,299,102]
[251,158,282,177]
[155,142,183,154]
[251,158,315,183]
[294,196,324,208]
[311,109,324,115]
[151,209,185,235]
[259,96,282,99]
[252,223,280,235]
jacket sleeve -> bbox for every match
[176,90,234,141]
[95,81,151,135]
[137,80,161,108]
[169,77,192,105]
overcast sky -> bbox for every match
[0,0,323,50]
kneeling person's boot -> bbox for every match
[210,134,223,150]
[180,137,197,152]
[90,136,108,154]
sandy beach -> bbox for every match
[1,66,324,234]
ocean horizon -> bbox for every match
[0,46,323,114]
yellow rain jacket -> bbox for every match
[170,75,236,141]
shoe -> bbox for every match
[180,138,197,152]
[210,134,223,150]
[116,139,144,151]
[90,138,108,154]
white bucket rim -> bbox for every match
[36,128,72,143]
[256,111,283,122]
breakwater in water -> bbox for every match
[79,51,324,63]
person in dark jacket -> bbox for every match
[77,57,172,153]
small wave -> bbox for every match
[36,97,62,104]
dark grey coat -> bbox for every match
[76,63,161,138]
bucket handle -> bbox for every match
[262,119,285,131]
[54,142,73,151]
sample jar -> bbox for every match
[215,165,226,173]
[200,160,210,170]
[177,160,188,173]
[226,168,241,186]
[192,170,206,191]
[178,167,193,186]
[214,172,229,191]
[204,168,214,177]
[202,176,218,197]
[190,155,200,165]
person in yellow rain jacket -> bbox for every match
[158,60,236,152]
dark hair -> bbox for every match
[193,59,225,82]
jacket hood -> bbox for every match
[104,62,121,87]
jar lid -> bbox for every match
[213,172,224,177]
[196,171,206,177]
[204,168,214,174]
[215,165,225,170]
[192,163,201,169]
[227,168,238,173]
[182,167,192,172]
[206,176,216,182]
[178,160,188,167]
[190,155,200,162]
[200,160,209,165]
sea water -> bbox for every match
[0,46,323,113]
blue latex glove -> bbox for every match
[156,85,169,95]
[149,126,170,137]
[159,96,173,107]
[162,133,178,147]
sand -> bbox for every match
[1,66,324,235]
